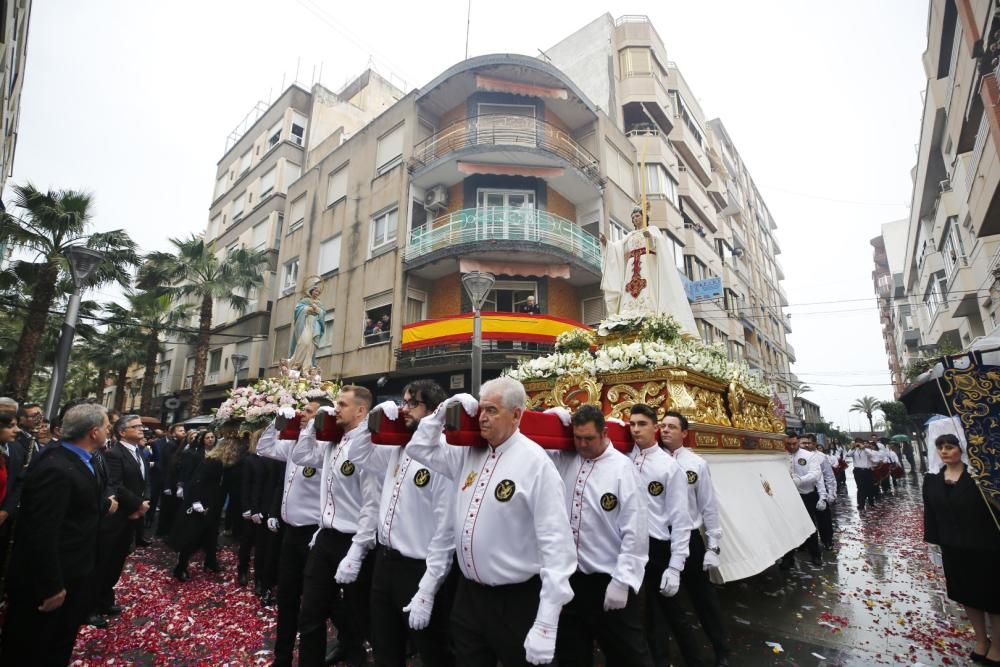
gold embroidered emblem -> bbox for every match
[600,493,618,511]
[647,481,664,496]
[494,479,516,502]
[686,470,698,485]
[797,457,807,466]
[302,467,317,478]
[340,460,355,476]
[414,468,431,487]
[462,471,477,491]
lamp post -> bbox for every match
[230,353,248,391]
[128,379,142,412]
[461,271,495,398]
[44,245,105,421]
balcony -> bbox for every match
[785,342,796,363]
[408,114,602,202]
[404,207,602,280]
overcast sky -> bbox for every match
[11,0,928,429]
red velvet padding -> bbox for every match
[276,412,302,441]
[314,411,343,443]
[368,409,412,446]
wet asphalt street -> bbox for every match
[673,465,977,667]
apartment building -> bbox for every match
[894,0,1000,393]
[250,14,798,406]
[0,0,30,197]
[872,219,908,397]
[147,73,402,418]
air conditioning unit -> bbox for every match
[425,185,449,212]
[733,247,745,257]
[939,178,952,193]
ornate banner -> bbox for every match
[940,362,1000,511]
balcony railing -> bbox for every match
[409,114,600,184]
[404,207,602,271]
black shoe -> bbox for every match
[173,565,190,582]
[778,558,794,571]
[261,590,275,607]
[325,642,346,666]
[205,561,222,573]
[254,581,264,597]
[971,642,992,663]
[99,604,123,616]
[86,614,109,628]
[135,539,152,547]
[810,555,823,567]
[238,570,249,587]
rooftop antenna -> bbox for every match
[464,0,471,60]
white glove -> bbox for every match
[543,407,572,427]
[318,405,336,416]
[524,619,557,665]
[267,517,280,533]
[251,513,263,524]
[175,486,184,499]
[602,578,629,611]
[163,488,172,497]
[606,417,627,427]
[402,587,435,630]
[192,501,206,513]
[659,566,681,597]
[277,406,296,419]
[241,510,252,520]
[444,393,479,417]
[703,549,722,571]
[375,400,399,421]
[816,499,827,511]
[334,543,366,584]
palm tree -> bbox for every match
[105,291,192,416]
[0,183,139,400]
[141,236,267,416]
[850,395,883,433]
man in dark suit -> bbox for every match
[0,403,112,666]
[94,414,150,618]
[154,423,185,538]
[0,398,26,587]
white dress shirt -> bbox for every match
[629,444,693,571]
[120,441,145,479]
[788,447,823,494]
[549,445,648,592]
[670,446,723,550]
[289,420,381,547]
[846,446,874,469]
[817,453,836,502]
[405,423,576,617]
[256,422,322,527]
[347,429,456,590]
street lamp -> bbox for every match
[44,245,105,421]
[230,353,249,391]
[128,379,143,412]
[461,271,495,398]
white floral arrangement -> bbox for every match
[596,313,647,337]
[505,351,596,382]
[596,312,682,343]
[215,369,341,431]
[554,328,595,353]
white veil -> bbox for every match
[924,415,969,473]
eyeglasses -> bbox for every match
[400,399,426,409]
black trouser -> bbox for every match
[273,523,317,667]
[370,545,457,667]
[451,574,543,667]
[256,521,282,590]
[816,505,834,548]
[853,468,876,509]
[297,528,372,667]
[904,451,915,472]
[557,571,652,667]
[178,512,222,570]
[782,490,821,561]
[0,576,92,667]
[237,519,256,577]
[95,519,139,610]
[156,493,178,537]
[147,475,162,527]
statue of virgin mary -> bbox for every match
[288,276,326,369]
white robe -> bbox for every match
[601,225,698,336]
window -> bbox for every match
[728,340,744,363]
[267,120,282,149]
[208,349,223,373]
[289,195,306,232]
[481,281,537,313]
[239,150,252,177]
[924,271,948,320]
[696,320,714,344]
[272,326,290,363]
[669,91,705,148]
[364,293,393,346]
[207,214,221,241]
[609,218,629,244]
[582,296,606,325]
[644,163,677,206]
[213,174,228,200]
[319,235,342,274]
[376,124,404,175]
[370,208,398,252]
[327,166,348,207]
[663,231,685,272]
[319,312,335,350]
[252,221,268,250]
[231,191,246,220]
[157,361,171,383]
[282,258,300,295]
[684,255,709,282]
[282,161,301,193]
[291,111,307,146]
[405,288,426,324]
[605,142,634,192]
[477,104,536,147]
[259,166,276,198]
[619,47,654,77]
[246,286,258,311]
[941,217,966,280]
[226,242,239,256]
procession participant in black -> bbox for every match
[237,434,265,588]
[348,380,457,667]
[256,402,323,667]
[94,414,150,617]
[660,411,731,667]
[801,434,836,551]
[170,433,239,580]
[847,437,877,511]
[155,424,186,537]
[780,434,823,568]
[0,404,108,666]
[540,404,652,667]
[625,404,696,666]
[405,377,576,667]
[256,450,285,606]
[289,386,381,667]
[173,429,205,502]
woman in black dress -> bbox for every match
[172,433,240,580]
[923,433,1000,665]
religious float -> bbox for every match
[504,311,816,582]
